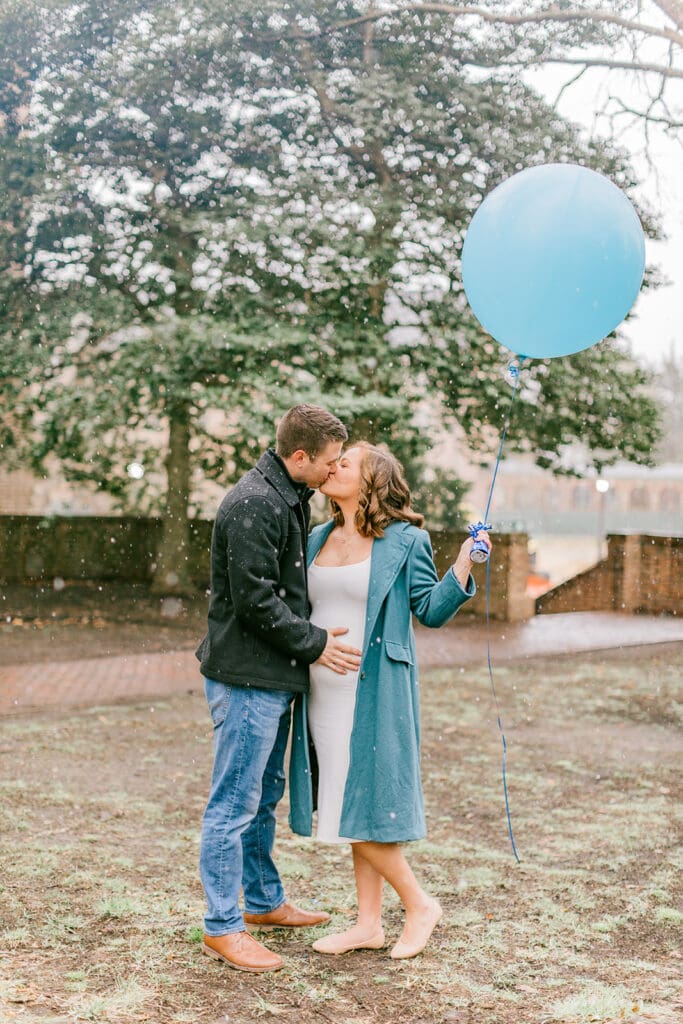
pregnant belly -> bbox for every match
[309,659,360,692]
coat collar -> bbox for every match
[308,520,416,654]
[255,449,314,508]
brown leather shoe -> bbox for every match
[243,901,331,931]
[202,931,283,973]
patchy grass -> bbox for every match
[551,983,651,1022]
[0,644,681,1023]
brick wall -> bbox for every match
[430,529,535,622]
[3,517,679,618]
[536,534,682,616]
[0,516,213,586]
[0,516,535,622]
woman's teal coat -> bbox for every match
[288,519,475,843]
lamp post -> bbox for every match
[595,478,610,561]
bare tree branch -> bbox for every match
[460,51,683,79]
[362,17,375,67]
[553,66,589,106]
[265,4,683,49]
[255,3,683,135]
[527,55,683,78]
[652,0,683,30]
[612,96,683,127]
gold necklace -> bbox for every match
[337,528,358,564]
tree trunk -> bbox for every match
[151,400,195,595]
[349,414,382,444]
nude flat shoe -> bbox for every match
[312,928,386,955]
[389,900,443,960]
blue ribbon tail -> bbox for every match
[480,360,524,864]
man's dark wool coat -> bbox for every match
[196,449,327,693]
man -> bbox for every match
[196,405,362,973]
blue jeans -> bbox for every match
[199,678,294,936]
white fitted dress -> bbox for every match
[307,554,371,843]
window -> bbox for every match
[572,484,592,510]
[659,488,681,513]
[630,487,649,510]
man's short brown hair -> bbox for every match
[276,405,348,459]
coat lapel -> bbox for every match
[307,519,415,656]
[307,520,335,565]
[362,523,414,655]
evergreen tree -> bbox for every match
[1,0,664,590]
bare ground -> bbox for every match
[0,581,206,664]
[0,637,681,1024]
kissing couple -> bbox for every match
[195,404,490,972]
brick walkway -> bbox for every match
[1,612,682,716]
[0,649,198,715]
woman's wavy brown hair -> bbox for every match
[330,442,424,537]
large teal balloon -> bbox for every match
[461,163,646,359]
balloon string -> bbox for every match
[483,360,521,523]
[481,358,525,864]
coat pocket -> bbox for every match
[384,640,414,665]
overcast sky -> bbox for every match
[528,63,682,369]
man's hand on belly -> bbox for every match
[314,628,362,675]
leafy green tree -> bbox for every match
[2,0,665,590]
[0,2,53,458]
[411,468,470,530]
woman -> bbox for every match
[288,442,490,960]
